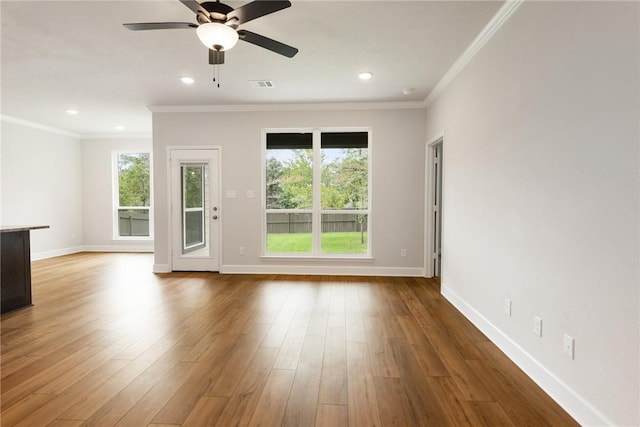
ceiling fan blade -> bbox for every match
[228,0,291,25]
[179,0,207,15]
[123,22,197,31]
[238,30,298,58]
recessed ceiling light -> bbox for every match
[358,71,373,80]
[65,108,79,115]
[180,76,195,84]
[115,125,124,131]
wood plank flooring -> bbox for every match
[1,253,578,426]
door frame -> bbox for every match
[167,146,222,272]
[425,133,444,278]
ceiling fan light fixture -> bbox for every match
[196,22,238,51]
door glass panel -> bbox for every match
[181,163,210,256]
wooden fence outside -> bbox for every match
[118,211,149,236]
[118,211,366,236]
[267,212,367,234]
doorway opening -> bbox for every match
[425,136,443,278]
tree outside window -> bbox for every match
[115,152,151,237]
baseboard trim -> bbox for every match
[221,264,425,277]
[153,264,171,273]
[31,246,154,261]
[83,245,154,253]
[31,246,84,261]
[441,283,616,427]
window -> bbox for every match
[264,129,370,256]
[114,152,152,238]
[181,163,207,253]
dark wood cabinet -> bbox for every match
[1,230,32,313]
[1,226,48,314]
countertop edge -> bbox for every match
[0,225,50,233]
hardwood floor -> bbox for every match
[1,253,578,426]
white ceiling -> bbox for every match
[1,0,503,136]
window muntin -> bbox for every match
[264,130,370,256]
[114,152,152,238]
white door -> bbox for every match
[170,149,220,271]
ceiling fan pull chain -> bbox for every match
[217,64,220,88]
[213,64,221,88]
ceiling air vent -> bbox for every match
[249,80,275,88]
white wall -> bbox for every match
[425,2,639,426]
[1,120,153,256]
[152,108,426,275]
[1,120,83,259]
[81,138,153,251]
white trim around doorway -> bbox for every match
[425,132,444,278]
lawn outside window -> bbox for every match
[263,128,371,257]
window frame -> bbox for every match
[112,151,154,240]
[261,127,372,259]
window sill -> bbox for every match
[113,236,154,241]
[260,255,374,262]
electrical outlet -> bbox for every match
[401,249,407,257]
[239,246,245,255]
[533,316,542,337]
[564,334,575,359]
[504,299,512,317]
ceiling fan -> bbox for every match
[123,0,298,65]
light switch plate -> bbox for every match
[533,316,542,337]
[564,334,575,359]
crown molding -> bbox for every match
[424,0,524,107]
[0,115,152,140]
[81,133,152,140]
[148,100,428,113]
[0,114,81,138]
